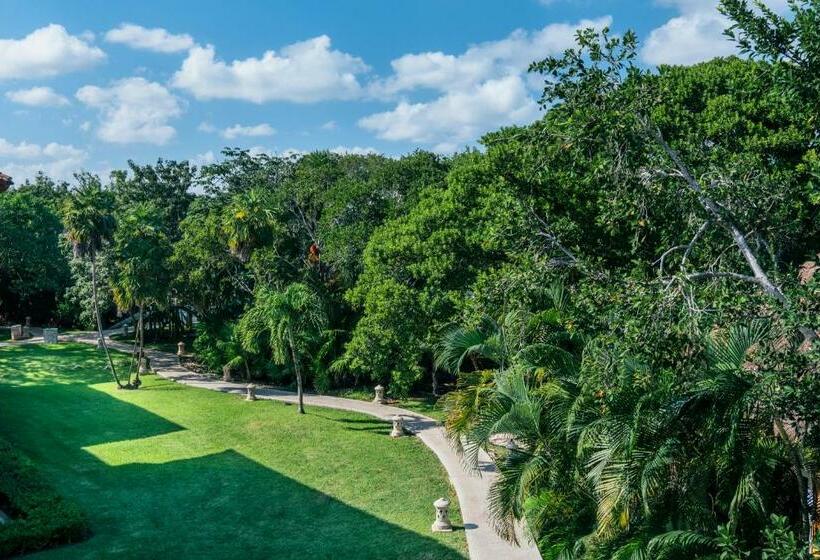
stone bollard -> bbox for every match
[21,325,30,338]
[177,341,186,364]
[10,325,23,341]
[96,337,105,351]
[391,415,405,438]
[373,384,386,404]
[139,356,152,375]
[123,324,129,336]
[25,316,31,328]
[246,384,257,401]
[43,328,58,344]
[222,364,232,382]
[431,498,453,532]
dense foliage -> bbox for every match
[0,437,90,557]
[0,3,818,557]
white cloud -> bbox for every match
[329,146,379,155]
[193,150,216,165]
[222,123,276,139]
[359,75,539,152]
[76,77,183,145]
[360,17,609,151]
[321,120,337,130]
[79,121,92,132]
[105,23,195,53]
[171,35,368,103]
[371,17,612,97]
[6,86,70,107]
[0,24,105,79]
[642,0,789,65]
[0,137,87,181]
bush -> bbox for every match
[0,438,90,557]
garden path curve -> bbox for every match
[15,331,542,560]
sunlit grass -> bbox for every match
[0,344,467,559]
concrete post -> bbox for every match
[246,384,257,401]
[391,415,404,438]
[432,498,453,532]
[373,384,386,404]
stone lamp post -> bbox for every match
[177,341,186,364]
[373,384,386,404]
[431,498,453,532]
[391,415,404,438]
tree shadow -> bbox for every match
[0,346,466,560]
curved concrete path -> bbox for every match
[32,331,542,560]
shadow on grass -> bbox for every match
[0,345,465,560]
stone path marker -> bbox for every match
[432,497,453,532]
[96,337,105,351]
[373,384,386,404]
[222,365,232,382]
[43,328,58,344]
[66,331,542,560]
[246,384,257,401]
[139,356,152,374]
[391,415,405,438]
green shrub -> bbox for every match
[0,438,90,557]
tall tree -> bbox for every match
[61,174,124,388]
[238,283,327,414]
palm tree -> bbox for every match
[222,188,276,263]
[111,203,171,388]
[61,175,123,388]
[238,283,326,414]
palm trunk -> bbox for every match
[135,302,144,387]
[289,329,305,414]
[91,256,123,388]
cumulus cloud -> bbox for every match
[105,23,195,53]
[6,87,70,107]
[360,18,609,152]
[371,17,612,97]
[0,24,105,79]
[222,123,276,139]
[359,75,539,152]
[171,35,368,103]
[0,137,87,181]
[76,77,183,145]
[642,0,789,66]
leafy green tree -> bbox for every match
[61,174,124,388]
[111,202,172,387]
[0,191,70,322]
[238,283,327,413]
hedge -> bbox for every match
[0,438,90,557]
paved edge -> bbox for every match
[45,332,542,560]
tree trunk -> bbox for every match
[135,302,144,387]
[91,256,123,388]
[289,329,305,414]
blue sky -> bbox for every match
[0,0,781,182]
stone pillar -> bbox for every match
[391,415,404,438]
[123,324,130,336]
[21,325,30,338]
[431,498,453,532]
[10,325,23,341]
[96,337,105,351]
[177,341,186,364]
[25,316,31,328]
[246,384,257,401]
[222,364,232,382]
[373,384,386,404]
[43,328,58,344]
[139,356,151,375]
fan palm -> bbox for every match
[61,175,123,388]
[222,188,276,263]
[237,283,327,414]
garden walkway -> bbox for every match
[20,331,542,560]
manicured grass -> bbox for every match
[0,344,467,559]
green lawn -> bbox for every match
[0,344,467,559]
